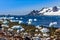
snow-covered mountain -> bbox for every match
[28,6,60,16]
[39,6,60,15]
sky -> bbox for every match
[0,0,60,15]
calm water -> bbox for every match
[0,15,60,28]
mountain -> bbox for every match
[28,6,60,16]
[39,6,60,15]
[27,10,40,16]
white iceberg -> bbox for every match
[27,21,32,24]
[19,20,23,24]
[34,19,37,21]
[8,17,14,19]
[49,22,57,27]
[20,17,23,19]
[28,19,32,22]
[16,18,18,19]
[10,20,19,22]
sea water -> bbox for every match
[0,15,60,28]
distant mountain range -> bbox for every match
[28,6,60,16]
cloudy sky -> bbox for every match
[0,0,60,15]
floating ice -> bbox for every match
[27,21,32,24]
[20,17,23,19]
[49,22,57,27]
[10,20,19,22]
[16,18,18,19]
[27,19,32,24]
[3,20,9,24]
[8,17,14,19]
[34,19,37,21]
[19,20,23,24]
[4,17,7,19]
[28,19,32,22]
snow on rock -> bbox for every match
[11,25,22,29]
[39,7,52,13]
[35,29,38,32]
[0,20,3,22]
[44,10,60,15]
[36,25,42,29]
[17,30,20,33]
[40,28,49,33]
[20,28,25,31]
[8,28,13,31]
[1,24,9,28]
[43,33,49,37]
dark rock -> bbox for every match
[28,10,40,16]
[52,6,58,12]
